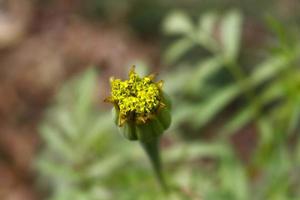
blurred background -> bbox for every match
[0,0,300,199]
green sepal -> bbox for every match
[136,118,164,142]
[112,107,119,125]
[156,92,172,130]
[111,92,171,142]
[157,107,171,130]
[161,92,172,109]
[120,122,138,140]
[112,108,138,140]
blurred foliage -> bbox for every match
[163,9,300,137]
[36,68,245,200]
[37,7,300,200]
[79,0,298,38]
[162,9,300,199]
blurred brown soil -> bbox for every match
[0,1,159,199]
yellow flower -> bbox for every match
[105,67,170,189]
[105,66,166,126]
[105,66,171,142]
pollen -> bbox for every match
[107,67,162,125]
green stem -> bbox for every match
[140,138,168,192]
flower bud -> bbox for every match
[106,66,171,142]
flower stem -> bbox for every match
[140,138,168,192]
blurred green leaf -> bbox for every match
[184,57,222,94]
[40,125,76,162]
[222,80,284,135]
[164,38,194,64]
[191,84,240,129]
[165,142,231,162]
[249,56,289,86]
[74,68,97,123]
[221,10,243,63]
[197,12,219,52]
[221,107,254,136]
[86,154,126,179]
[163,65,192,94]
[198,12,217,36]
[50,109,78,140]
[36,159,82,183]
[163,11,194,35]
[287,102,300,134]
[219,157,249,200]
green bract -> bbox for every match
[106,66,171,142]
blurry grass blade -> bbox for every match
[164,38,194,64]
[221,10,242,62]
[163,11,193,35]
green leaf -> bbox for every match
[163,11,194,35]
[287,102,300,134]
[86,154,125,179]
[257,118,274,145]
[197,12,219,52]
[191,84,240,129]
[36,159,82,182]
[219,157,249,200]
[74,68,98,123]
[249,56,288,86]
[164,38,194,64]
[221,107,254,136]
[198,12,218,36]
[50,109,78,140]
[222,80,284,135]
[81,113,113,151]
[165,142,231,162]
[296,137,300,164]
[184,57,222,94]
[221,10,243,63]
[163,65,191,94]
[40,125,76,162]
[265,16,289,49]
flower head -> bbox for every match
[105,67,170,190]
[105,66,171,142]
[106,66,165,126]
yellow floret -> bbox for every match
[109,67,162,124]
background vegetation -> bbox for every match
[0,0,300,199]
